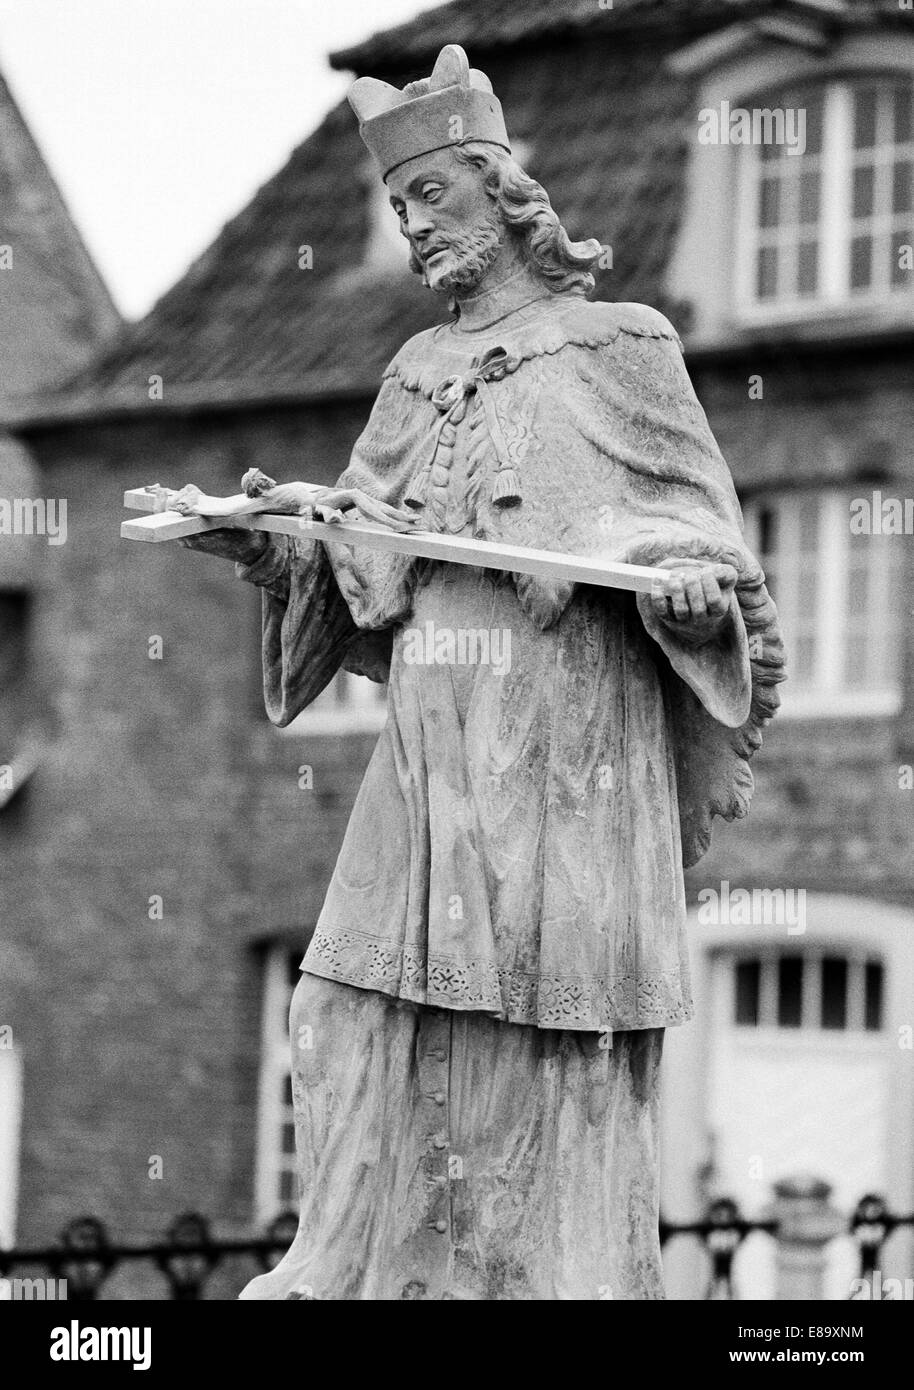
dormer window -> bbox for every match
[737,78,914,318]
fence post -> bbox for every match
[767,1175,845,1301]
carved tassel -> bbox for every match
[491,467,521,508]
[405,401,457,510]
[475,375,522,509]
[403,464,431,509]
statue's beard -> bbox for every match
[415,215,504,295]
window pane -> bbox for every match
[821,957,848,1029]
[891,230,913,287]
[279,1169,296,1204]
[735,959,761,1025]
[282,1073,292,1108]
[803,89,824,156]
[895,85,912,145]
[760,132,780,164]
[757,245,779,299]
[758,506,777,556]
[747,89,826,306]
[778,171,799,226]
[893,161,912,215]
[864,962,884,1031]
[847,561,869,616]
[797,240,818,294]
[798,491,821,541]
[851,235,873,290]
[760,177,781,228]
[778,956,803,1027]
[799,169,820,225]
[282,1121,296,1155]
[854,88,878,149]
[843,631,869,687]
[853,164,875,219]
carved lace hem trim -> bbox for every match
[302,929,693,1032]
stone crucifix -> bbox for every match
[124,44,785,1300]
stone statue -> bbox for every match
[176,44,785,1299]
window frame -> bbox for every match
[734,76,914,323]
[253,944,300,1224]
[0,1044,23,1247]
[742,487,903,719]
[729,947,885,1038]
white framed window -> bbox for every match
[278,669,388,737]
[0,1043,23,1248]
[743,489,902,717]
[736,77,914,318]
[732,951,884,1034]
[254,945,301,1223]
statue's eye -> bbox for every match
[422,184,443,203]
[391,203,406,221]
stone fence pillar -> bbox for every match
[765,1174,846,1301]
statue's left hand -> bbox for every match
[650,557,737,643]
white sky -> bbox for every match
[0,0,444,319]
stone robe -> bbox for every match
[237,282,784,1299]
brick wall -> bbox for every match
[1,404,372,1245]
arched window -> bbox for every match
[736,77,914,315]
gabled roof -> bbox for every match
[0,68,120,404]
[6,0,902,430]
[328,0,866,74]
[6,30,699,427]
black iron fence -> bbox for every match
[0,1212,299,1301]
[1,1188,912,1299]
[661,1186,914,1300]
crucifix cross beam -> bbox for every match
[121,483,675,596]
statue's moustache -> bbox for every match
[416,222,502,262]
[418,236,459,260]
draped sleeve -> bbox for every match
[637,590,752,731]
[235,529,400,726]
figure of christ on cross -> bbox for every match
[149,45,784,1300]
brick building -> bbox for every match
[2,0,914,1297]
[0,60,119,1247]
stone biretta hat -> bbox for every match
[349,44,511,182]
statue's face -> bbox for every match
[387,149,503,295]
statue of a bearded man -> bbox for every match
[180,44,785,1300]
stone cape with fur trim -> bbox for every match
[239,289,786,1029]
[324,292,786,871]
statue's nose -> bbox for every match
[407,204,435,240]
